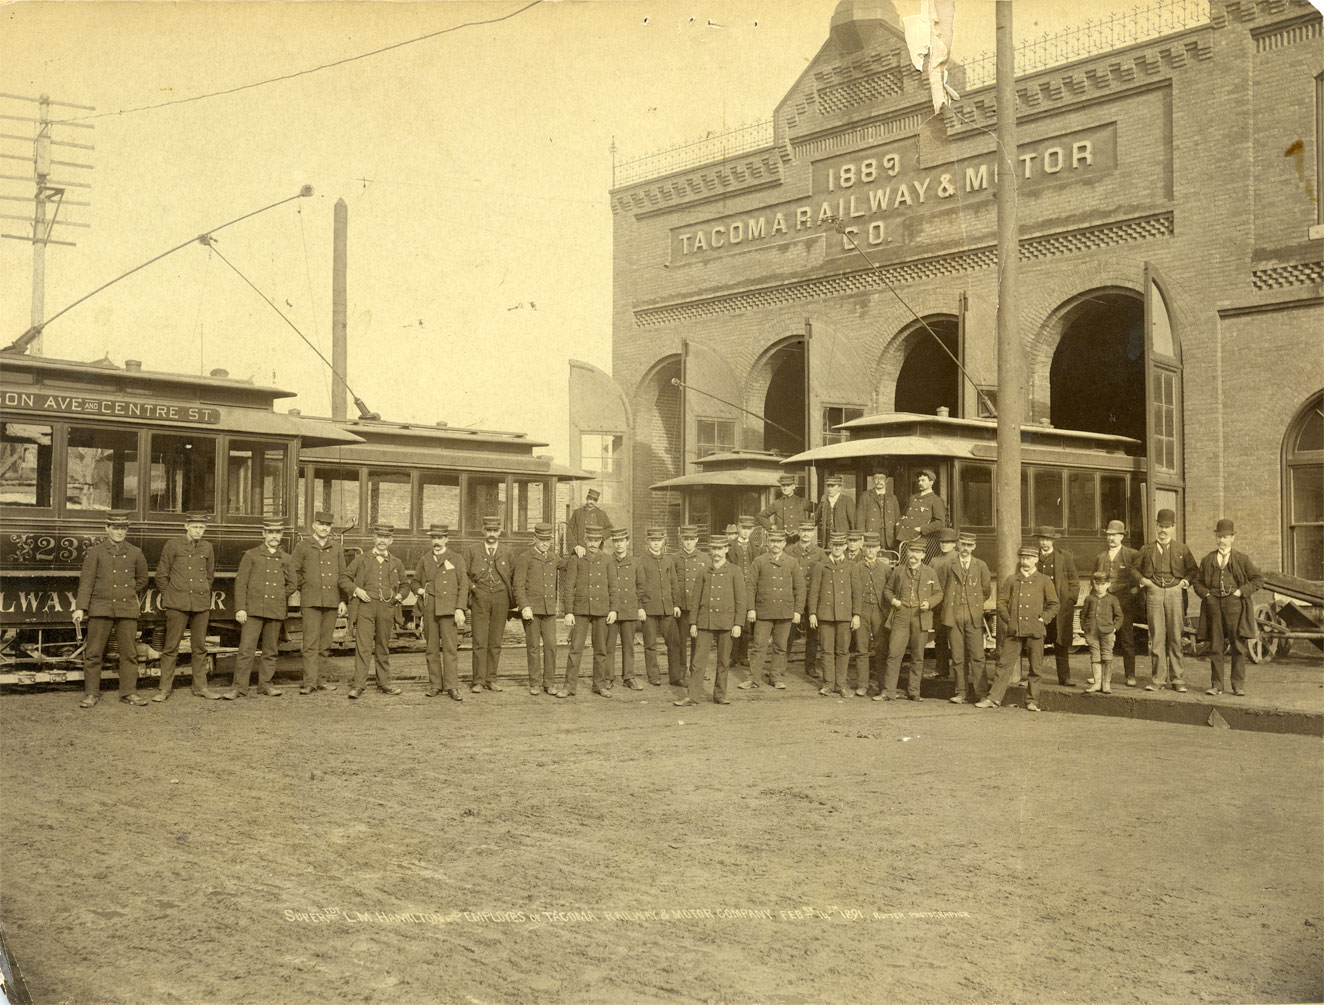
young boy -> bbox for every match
[1081,571,1123,694]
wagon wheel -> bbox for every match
[1249,603,1282,665]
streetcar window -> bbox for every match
[1067,471,1097,535]
[226,440,286,518]
[1033,470,1064,529]
[1100,474,1127,531]
[148,433,216,514]
[368,469,411,530]
[465,475,506,532]
[420,472,460,529]
[66,426,138,512]
[309,466,360,526]
[0,422,53,508]
[512,477,546,532]
[956,463,993,528]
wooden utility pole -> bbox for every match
[332,198,348,421]
[994,1,1023,582]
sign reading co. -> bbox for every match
[1,390,221,424]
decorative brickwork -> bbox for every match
[1250,261,1324,289]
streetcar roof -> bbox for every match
[837,411,1143,449]
[650,469,785,490]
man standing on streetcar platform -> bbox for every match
[73,510,150,708]
[290,509,347,695]
[895,468,948,563]
[759,472,809,532]
[465,515,516,694]
[344,523,407,699]
[857,472,900,551]
[230,518,297,699]
[1134,508,1199,693]
[152,510,221,702]
[567,487,613,557]
[815,473,856,542]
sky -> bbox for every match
[0,0,1223,462]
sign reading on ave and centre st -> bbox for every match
[669,123,1117,261]
[1,389,221,424]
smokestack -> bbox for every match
[332,198,348,422]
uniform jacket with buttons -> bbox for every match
[856,491,900,549]
[566,504,613,551]
[346,550,408,606]
[895,490,947,549]
[424,548,469,614]
[939,556,993,628]
[809,555,857,622]
[1193,549,1262,642]
[758,493,809,531]
[291,537,348,609]
[853,558,893,617]
[513,545,560,616]
[728,538,762,588]
[235,545,296,620]
[636,550,676,616]
[610,552,644,621]
[463,542,515,601]
[815,492,856,540]
[748,552,805,620]
[997,570,1060,639]
[77,539,149,618]
[155,536,214,613]
[693,562,747,632]
[669,550,709,612]
[563,549,619,617]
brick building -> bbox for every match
[569,0,1323,579]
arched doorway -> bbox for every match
[633,356,683,535]
[1049,293,1146,441]
[762,341,806,456]
[894,317,960,417]
[1284,391,1323,579]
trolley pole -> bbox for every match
[994,0,1023,583]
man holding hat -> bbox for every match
[1035,526,1081,687]
[895,468,948,563]
[1134,508,1199,692]
[418,523,468,700]
[809,532,860,697]
[567,488,613,558]
[942,530,993,703]
[464,515,516,693]
[153,511,221,701]
[344,524,407,698]
[230,518,297,698]
[851,531,892,696]
[815,474,856,543]
[667,525,708,686]
[857,472,900,551]
[513,522,559,696]
[291,510,348,695]
[744,527,805,690]
[930,527,961,682]
[1194,519,1263,697]
[561,526,618,697]
[73,511,150,707]
[977,544,1059,711]
[877,539,942,701]
[607,528,647,691]
[1093,520,1142,686]
[759,473,809,532]
[676,533,746,706]
[636,527,676,686]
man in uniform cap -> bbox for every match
[567,487,613,557]
[929,527,961,682]
[513,522,559,696]
[606,527,647,691]
[851,531,891,696]
[1093,519,1142,686]
[815,473,856,543]
[857,472,900,551]
[977,544,1059,711]
[789,520,826,679]
[152,511,221,701]
[759,473,809,533]
[744,527,805,690]
[73,511,150,707]
[344,523,407,698]
[1035,525,1081,687]
[809,532,859,697]
[418,523,468,700]
[291,509,348,695]
[895,468,948,563]
[728,516,762,681]
[667,525,708,685]
[1193,519,1263,697]
[561,526,618,697]
[675,534,746,706]
[464,515,516,693]
[230,518,297,698]
[877,539,942,702]
[942,530,993,704]
[636,527,677,686]
[1134,508,1199,692]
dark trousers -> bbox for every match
[642,614,672,684]
[668,609,695,685]
[352,600,394,690]
[159,608,210,693]
[424,613,461,692]
[948,615,986,700]
[883,609,926,698]
[1111,590,1141,679]
[300,606,338,687]
[750,618,793,684]
[236,616,282,692]
[607,619,639,683]
[82,616,139,695]
[853,608,885,692]
[934,621,951,679]
[987,634,1044,705]
[731,624,750,669]
[523,613,558,691]
[1207,595,1249,692]
[565,615,608,694]
[470,587,510,686]
[688,629,733,702]
[817,620,852,692]
[1045,603,1076,683]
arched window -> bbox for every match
[1284,392,1323,579]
